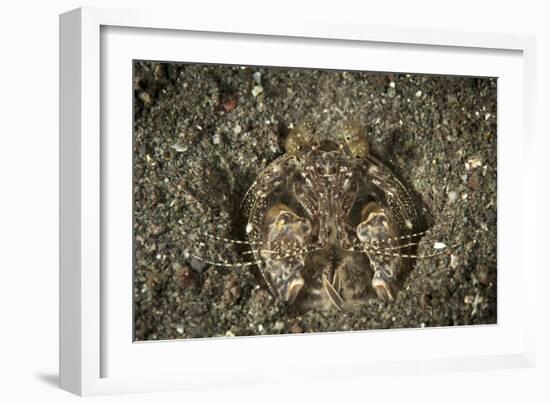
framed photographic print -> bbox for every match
[60,6,537,396]
[132,61,497,340]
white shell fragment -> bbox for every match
[433,242,446,250]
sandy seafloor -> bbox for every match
[133,61,497,341]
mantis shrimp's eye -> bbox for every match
[284,120,315,155]
[340,121,369,158]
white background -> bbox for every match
[1,0,548,402]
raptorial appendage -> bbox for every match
[261,203,312,303]
[356,201,402,302]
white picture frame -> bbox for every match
[59,6,537,396]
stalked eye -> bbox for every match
[339,121,369,158]
[284,120,315,155]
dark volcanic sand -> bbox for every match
[133,62,497,340]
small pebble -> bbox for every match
[171,143,188,153]
[212,133,221,145]
[415,90,422,98]
[273,321,284,331]
[176,326,184,335]
[448,191,458,202]
[233,124,242,135]
[290,323,304,333]
[468,157,482,169]
[223,99,236,112]
[139,91,151,104]
[252,71,262,85]
[434,242,446,250]
[467,173,480,191]
[251,85,264,97]
[190,258,208,273]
